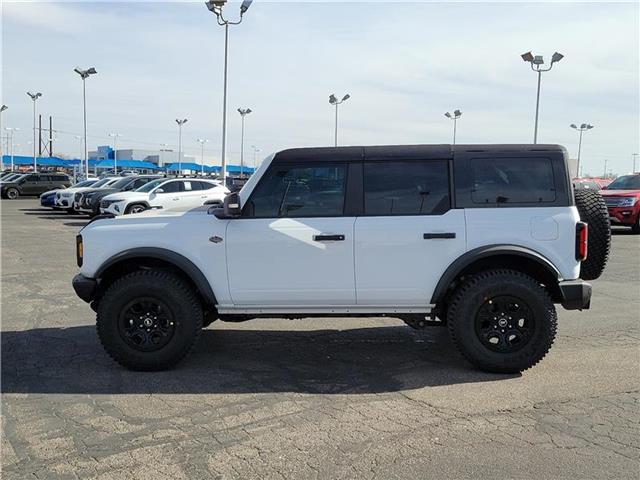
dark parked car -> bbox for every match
[77,175,161,216]
[1,172,71,199]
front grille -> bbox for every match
[75,192,82,201]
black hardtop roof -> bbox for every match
[274,144,566,162]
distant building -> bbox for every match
[88,146,194,167]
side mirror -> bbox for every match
[154,188,164,194]
[223,192,242,217]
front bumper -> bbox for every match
[559,280,592,310]
[607,206,639,226]
[72,273,97,303]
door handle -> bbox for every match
[313,234,345,242]
[423,232,456,239]
[172,197,179,201]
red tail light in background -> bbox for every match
[576,222,588,261]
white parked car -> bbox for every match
[55,179,100,211]
[73,144,610,373]
[99,178,229,215]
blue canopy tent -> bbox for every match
[164,162,208,172]
[1,155,70,168]
[66,158,100,168]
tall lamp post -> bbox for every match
[74,67,98,178]
[5,127,19,171]
[197,138,209,175]
[329,93,350,147]
[0,105,7,168]
[26,92,42,172]
[251,144,260,170]
[205,0,254,184]
[175,119,188,174]
[570,123,594,177]
[109,133,122,174]
[444,109,462,144]
[237,108,252,177]
[520,51,564,144]
[632,153,638,173]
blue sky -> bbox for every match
[2,1,639,175]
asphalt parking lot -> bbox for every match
[1,198,639,479]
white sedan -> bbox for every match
[54,179,100,211]
[99,178,229,215]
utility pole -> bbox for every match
[237,108,252,177]
[329,94,351,146]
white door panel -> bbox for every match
[354,210,466,305]
[226,217,356,305]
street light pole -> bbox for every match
[570,123,594,177]
[520,51,564,144]
[109,133,122,174]
[26,92,42,172]
[251,145,260,170]
[603,159,609,179]
[237,108,252,177]
[632,153,638,173]
[329,93,351,146]
[175,119,188,174]
[444,109,462,144]
[5,127,18,171]
[197,138,209,175]
[0,105,7,168]
[74,67,97,178]
[206,0,254,184]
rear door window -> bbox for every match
[363,160,450,215]
[470,157,556,204]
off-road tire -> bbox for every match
[447,269,557,374]
[5,188,19,200]
[126,203,147,215]
[574,189,610,280]
[631,215,640,234]
[96,270,203,371]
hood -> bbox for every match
[82,187,118,197]
[59,186,95,195]
[600,189,640,197]
[101,191,147,202]
[41,189,62,197]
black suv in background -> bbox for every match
[76,175,161,216]
[1,172,71,199]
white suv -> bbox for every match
[73,145,610,373]
[99,178,229,215]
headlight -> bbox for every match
[618,198,638,207]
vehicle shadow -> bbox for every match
[611,227,635,236]
[1,324,514,395]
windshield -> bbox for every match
[90,178,113,188]
[1,174,21,182]
[74,179,97,188]
[110,177,136,189]
[136,179,164,192]
[606,175,640,190]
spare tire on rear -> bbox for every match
[574,189,610,280]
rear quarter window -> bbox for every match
[470,157,556,204]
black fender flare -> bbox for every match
[430,245,562,304]
[95,247,217,306]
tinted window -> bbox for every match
[245,164,347,218]
[364,160,450,215]
[131,178,153,189]
[607,175,640,190]
[471,158,556,204]
[158,181,182,193]
[199,181,217,190]
[51,175,67,181]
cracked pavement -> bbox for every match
[2,199,639,479]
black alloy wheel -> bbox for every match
[475,295,534,353]
[118,297,176,352]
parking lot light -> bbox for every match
[197,138,210,175]
[237,108,252,178]
[0,105,7,168]
[26,92,42,172]
[205,0,253,183]
[570,123,594,177]
[175,119,188,173]
[329,93,350,146]
[74,67,98,178]
[444,109,462,145]
[521,51,564,144]
[5,127,19,171]
[108,133,122,174]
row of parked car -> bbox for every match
[0,171,230,217]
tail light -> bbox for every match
[76,235,83,267]
[576,222,588,261]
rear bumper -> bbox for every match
[559,279,592,310]
[72,274,97,303]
